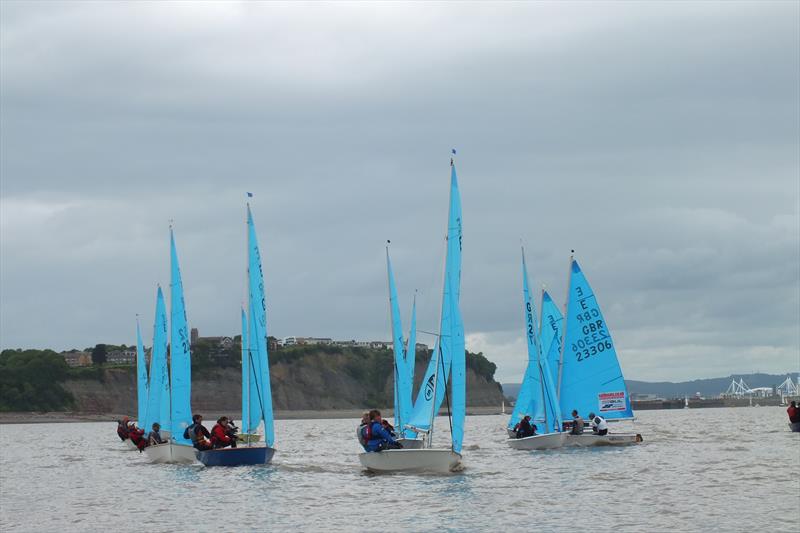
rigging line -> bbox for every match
[438,342,454,451]
[247,346,267,448]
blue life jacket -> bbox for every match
[365,421,396,452]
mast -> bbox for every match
[556,251,575,398]
[427,155,456,448]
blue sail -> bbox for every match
[540,290,564,389]
[169,230,192,443]
[404,296,418,439]
[386,249,413,435]
[136,320,148,425]
[247,205,275,447]
[240,307,250,434]
[409,162,465,452]
[558,259,633,421]
[508,250,543,430]
[145,286,169,433]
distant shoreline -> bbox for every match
[0,406,506,425]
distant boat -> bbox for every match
[359,155,465,473]
[196,202,275,467]
[385,246,422,449]
[144,229,197,464]
[557,256,642,447]
[506,248,566,451]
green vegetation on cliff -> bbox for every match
[0,349,75,411]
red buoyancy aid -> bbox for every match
[117,422,130,441]
[211,424,232,446]
[129,426,146,450]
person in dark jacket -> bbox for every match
[365,409,402,452]
[186,414,212,450]
[788,401,800,423]
[570,410,585,435]
[515,415,536,439]
[211,417,237,449]
[147,423,166,445]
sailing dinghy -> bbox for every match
[506,249,565,451]
[359,155,465,473]
[557,256,642,447]
[385,247,423,449]
[196,202,276,467]
[144,229,198,464]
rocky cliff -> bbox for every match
[63,346,505,414]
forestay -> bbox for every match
[558,259,633,421]
[169,230,193,443]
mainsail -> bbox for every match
[408,161,464,453]
[144,286,169,433]
[135,320,148,426]
[169,230,193,442]
[386,249,413,436]
[246,204,275,447]
[508,250,562,433]
[540,290,563,378]
[558,258,633,421]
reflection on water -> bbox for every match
[1,407,799,532]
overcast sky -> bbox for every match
[1,1,798,382]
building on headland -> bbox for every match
[190,328,234,358]
[107,349,136,365]
[60,351,92,367]
[277,336,428,351]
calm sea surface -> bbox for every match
[1,407,798,532]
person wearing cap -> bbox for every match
[588,412,608,436]
[147,422,166,445]
[570,410,585,435]
[515,415,536,439]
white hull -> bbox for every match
[564,433,643,447]
[507,432,567,450]
[397,438,424,449]
[143,442,198,464]
[358,449,462,473]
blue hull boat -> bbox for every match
[195,446,275,467]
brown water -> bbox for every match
[1,407,798,532]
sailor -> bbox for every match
[381,419,397,439]
[211,416,237,449]
[128,422,147,451]
[515,415,535,439]
[365,409,402,452]
[788,401,800,423]
[570,410,585,435]
[185,414,212,450]
[147,422,166,445]
[588,412,609,436]
[356,412,370,451]
[116,417,131,441]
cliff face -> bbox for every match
[63,349,504,414]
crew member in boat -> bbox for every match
[186,414,212,450]
[128,422,148,451]
[788,401,800,424]
[147,422,166,445]
[588,412,608,436]
[357,412,370,451]
[116,417,131,441]
[210,416,238,449]
[514,415,536,438]
[381,419,397,438]
[570,410,585,435]
[365,409,402,452]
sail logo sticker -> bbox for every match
[424,374,436,401]
[598,391,627,412]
